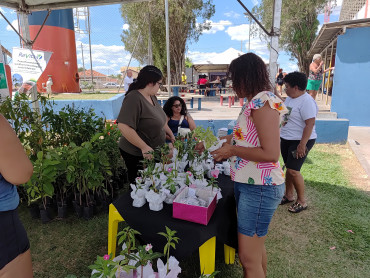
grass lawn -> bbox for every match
[48,93,121,100]
[19,144,370,278]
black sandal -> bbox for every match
[280,195,294,205]
[288,202,307,213]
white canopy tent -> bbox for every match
[0,0,145,12]
[0,0,172,95]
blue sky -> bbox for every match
[0,0,342,76]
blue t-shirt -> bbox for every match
[0,173,19,211]
[168,116,190,136]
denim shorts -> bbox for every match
[234,182,285,237]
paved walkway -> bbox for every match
[187,95,370,179]
[348,127,370,177]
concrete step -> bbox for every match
[317,111,337,119]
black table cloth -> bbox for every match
[113,175,238,260]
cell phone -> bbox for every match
[291,146,309,159]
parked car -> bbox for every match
[103,82,120,88]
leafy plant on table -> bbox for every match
[117,226,141,255]
[207,169,220,191]
[127,244,162,278]
[163,167,178,194]
[158,226,180,274]
[192,126,218,149]
[153,144,171,172]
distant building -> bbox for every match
[308,1,370,126]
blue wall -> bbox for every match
[331,27,370,126]
[33,94,348,143]
[194,119,349,144]
[49,94,124,120]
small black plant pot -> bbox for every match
[101,199,111,213]
[40,207,53,224]
[83,206,94,220]
[57,205,68,219]
[28,204,40,219]
[72,200,83,218]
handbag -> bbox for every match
[177,115,191,136]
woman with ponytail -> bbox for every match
[117,65,175,183]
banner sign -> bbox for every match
[0,43,9,102]
[11,47,52,94]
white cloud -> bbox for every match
[225,24,250,41]
[224,11,241,18]
[76,42,136,75]
[6,19,18,32]
[225,24,270,59]
[188,47,244,64]
[122,24,129,30]
[202,20,232,34]
[251,0,259,6]
[0,8,6,14]
[285,62,299,72]
[331,0,342,16]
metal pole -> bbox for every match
[117,27,144,93]
[326,42,334,105]
[268,0,282,87]
[147,3,153,65]
[81,43,86,82]
[87,8,94,92]
[248,17,251,52]
[18,12,40,113]
[165,0,171,97]
[320,47,328,101]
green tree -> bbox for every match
[185,56,193,68]
[254,0,333,74]
[120,0,215,84]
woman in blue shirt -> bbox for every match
[0,113,33,277]
[163,96,196,140]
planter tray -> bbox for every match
[173,187,217,225]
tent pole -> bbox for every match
[269,0,282,87]
[165,0,171,97]
[18,12,40,113]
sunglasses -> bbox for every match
[172,104,182,108]
[157,82,163,86]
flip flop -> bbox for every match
[280,195,294,205]
[288,202,308,213]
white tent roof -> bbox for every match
[0,0,146,12]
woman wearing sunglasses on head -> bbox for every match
[163,96,196,141]
[117,65,175,183]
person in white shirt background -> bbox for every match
[280,71,318,213]
[123,69,134,92]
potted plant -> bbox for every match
[27,150,60,223]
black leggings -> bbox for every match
[119,149,144,184]
[0,208,30,269]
